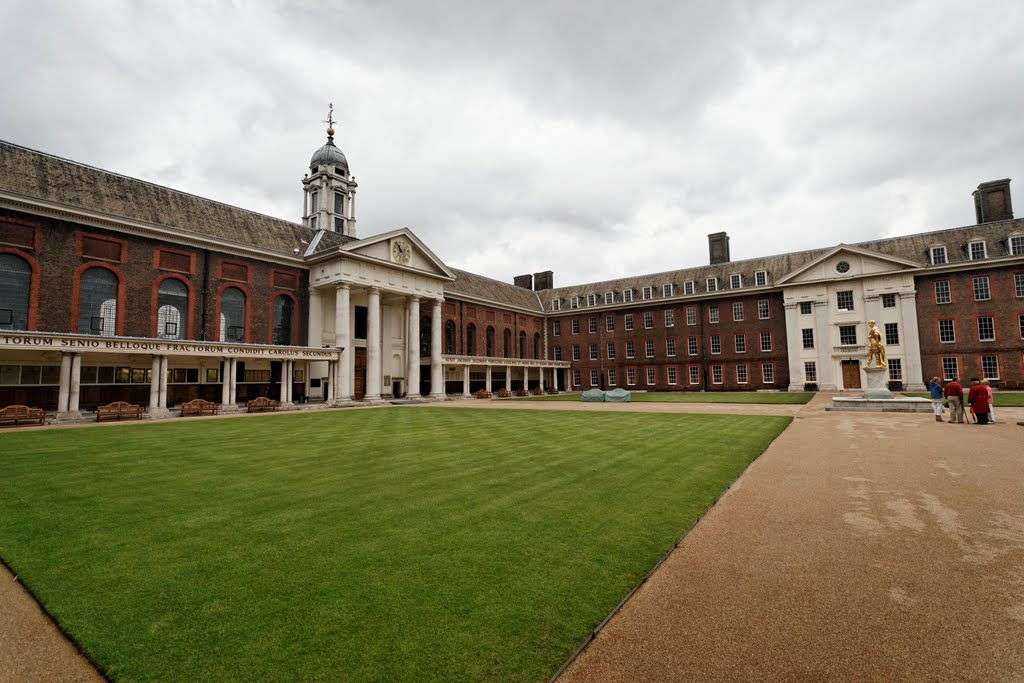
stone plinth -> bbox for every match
[828,397,933,413]
[862,366,892,400]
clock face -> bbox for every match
[391,239,412,264]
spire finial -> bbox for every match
[323,103,336,139]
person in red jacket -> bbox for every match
[967,378,991,424]
[943,377,966,424]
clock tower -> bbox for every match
[303,104,358,237]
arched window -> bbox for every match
[486,326,495,357]
[272,295,294,345]
[534,333,541,359]
[466,323,476,356]
[77,267,118,336]
[0,253,31,331]
[419,316,431,356]
[156,278,188,340]
[503,329,512,358]
[219,287,246,343]
[519,331,527,359]
[444,320,456,354]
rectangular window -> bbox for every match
[982,355,999,379]
[973,276,990,301]
[684,281,695,295]
[804,361,817,383]
[1011,236,1024,255]
[589,344,598,361]
[644,311,654,329]
[840,325,857,345]
[627,368,636,386]
[799,301,812,315]
[553,346,562,360]
[758,299,770,319]
[969,241,987,260]
[935,281,950,304]
[588,316,597,333]
[608,368,617,386]
[755,271,768,286]
[553,320,561,336]
[930,246,947,265]
[606,315,615,332]
[710,335,722,354]
[667,367,677,385]
[642,286,653,300]
[646,367,656,385]
[762,363,774,383]
[586,293,597,307]
[884,358,902,381]
[941,357,958,381]
[689,366,701,385]
[978,317,995,342]
[730,274,742,289]
[881,293,896,308]
[709,305,719,323]
[686,306,697,325]
[801,328,814,349]
[1014,273,1024,298]
[688,337,698,356]
[707,277,719,292]
[605,291,614,304]
[732,302,744,321]
[645,340,655,358]
[736,364,748,384]
[571,319,580,335]
[624,314,634,331]
[837,290,854,311]
[551,299,561,312]
[607,342,616,359]
[626,341,635,359]
[572,345,580,361]
[760,332,772,352]
[663,283,674,297]
[573,370,581,387]
[664,309,674,327]
[1020,314,1024,340]
[938,319,955,343]
[570,296,579,309]
[884,323,899,346]
[590,369,599,387]
[735,334,746,353]
[712,365,723,384]
[623,289,634,303]
[666,338,677,357]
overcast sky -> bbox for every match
[2,1,1022,287]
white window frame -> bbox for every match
[730,274,742,289]
[684,280,695,295]
[1010,235,1024,256]
[589,344,598,361]
[762,363,774,384]
[978,317,995,342]
[553,320,561,336]
[706,277,718,292]
[624,314,634,331]
[754,270,768,287]
[667,367,677,385]
[590,369,599,387]
[938,319,955,343]
[570,296,579,309]
[804,361,817,383]
[607,342,616,360]
[662,283,674,297]
[940,357,958,381]
[666,338,676,357]
[735,334,746,353]
[645,340,655,358]
[736,364,748,384]
[604,291,614,305]
[551,299,561,312]
[627,367,636,386]
[981,355,999,379]
[711,365,723,385]
[664,309,674,327]
[689,366,700,385]
[732,302,743,321]
[686,306,696,326]
[642,286,653,300]
[607,368,617,386]
[760,331,772,352]
[571,319,580,335]
[968,240,987,260]
[935,281,951,304]
[710,335,722,354]
[644,311,654,329]
[709,305,719,323]
[623,289,634,303]
[606,315,615,332]
[688,337,698,356]
[588,316,597,334]
[625,341,635,359]
[646,367,656,386]
[586,293,597,307]
[930,246,947,265]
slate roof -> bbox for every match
[0,140,353,256]
[447,267,544,312]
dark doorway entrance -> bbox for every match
[841,360,861,389]
[354,348,367,400]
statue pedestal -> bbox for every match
[862,366,893,400]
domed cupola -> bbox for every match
[302,103,358,237]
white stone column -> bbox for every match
[430,299,443,397]
[507,364,514,392]
[485,365,492,393]
[326,360,335,403]
[407,296,420,397]
[463,365,471,397]
[221,359,231,405]
[553,367,560,392]
[523,366,530,392]
[157,356,169,408]
[783,303,805,392]
[540,367,546,392]
[900,290,926,390]
[814,300,836,391]
[335,284,351,401]
[149,355,161,409]
[228,358,238,405]
[68,353,81,412]
[308,287,323,348]
[58,352,72,412]
[365,287,382,400]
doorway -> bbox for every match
[841,360,862,389]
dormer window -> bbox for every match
[730,274,742,289]
[604,291,614,304]
[706,277,718,292]
[623,289,634,302]
[642,286,653,300]
[551,299,561,312]
[586,293,597,307]
[930,246,947,265]
[968,240,987,260]
[1011,235,1024,255]
[662,283,674,297]
[570,296,580,309]
[684,281,695,295]
[755,270,768,286]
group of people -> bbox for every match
[928,377,997,424]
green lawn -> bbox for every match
[902,391,1024,407]
[516,391,815,404]
[0,408,790,682]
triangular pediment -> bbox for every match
[777,244,922,285]
[341,227,455,280]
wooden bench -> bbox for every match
[180,398,220,417]
[246,397,280,413]
[0,404,46,427]
[96,401,144,422]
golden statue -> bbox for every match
[866,320,886,368]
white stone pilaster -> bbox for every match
[485,365,492,393]
[308,287,323,348]
[813,300,836,390]
[365,287,382,400]
[68,353,81,412]
[430,299,443,397]
[900,291,926,390]
[335,284,351,400]
[407,296,420,397]
[784,303,804,391]
[462,365,470,397]
[58,352,72,412]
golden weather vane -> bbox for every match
[323,103,336,134]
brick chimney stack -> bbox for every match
[973,179,1013,224]
[708,232,730,265]
[513,274,533,290]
